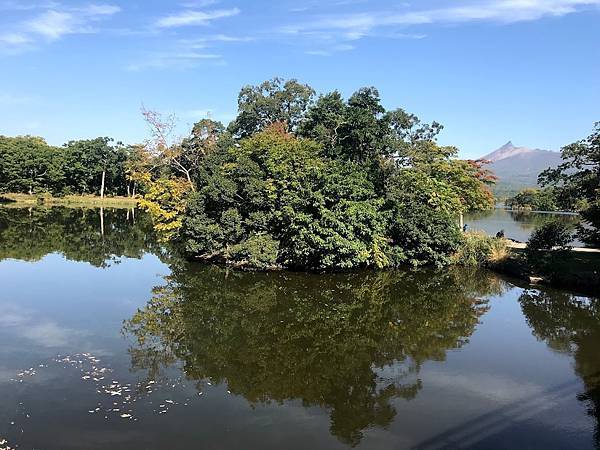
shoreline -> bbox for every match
[489,247,600,296]
[0,193,138,209]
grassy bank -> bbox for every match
[490,248,600,296]
[0,193,138,209]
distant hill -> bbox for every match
[481,141,563,197]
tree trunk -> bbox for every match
[127,184,130,197]
[100,170,106,200]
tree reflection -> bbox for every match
[125,265,503,446]
[519,289,600,446]
[0,206,158,267]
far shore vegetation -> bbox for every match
[1,78,598,281]
[0,192,137,208]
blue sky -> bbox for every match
[0,0,598,158]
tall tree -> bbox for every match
[228,77,315,138]
[62,137,125,197]
[539,123,600,245]
[0,136,62,194]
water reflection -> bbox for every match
[125,265,503,446]
[465,208,580,244]
[519,289,600,446]
[0,207,157,266]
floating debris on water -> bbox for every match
[0,437,16,450]
[4,351,232,449]
[8,352,223,428]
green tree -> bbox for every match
[228,77,315,138]
[384,169,464,267]
[539,123,600,245]
[62,137,127,196]
[505,188,562,211]
[298,90,347,156]
[181,124,391,270]
[0,136,63,194]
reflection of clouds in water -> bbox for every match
[0,368,19,383]
[21,322,73,348]
[0,303,86,348]
[426,371,545,404]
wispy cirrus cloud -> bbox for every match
[155,8,240,28]
[126,32,253,71]
[283,0,600,41]
[0,2,121,53]
[125,50,223,72]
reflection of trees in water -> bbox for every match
[519,289,600,446]
[0,207,157,267]
[508,210,580,231]
[125,265,504,446]
[466,209,580,233]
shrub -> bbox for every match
[526,220,573,273]
[453,232,508,266]
[527,220,572,254]
[388,202,463,268]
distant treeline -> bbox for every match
[0,136,133,196]
[505,187,580,212]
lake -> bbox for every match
[465,208,582,244]
[0,206,598,449]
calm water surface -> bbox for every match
[0,207,598,449]
[465,208,581,244]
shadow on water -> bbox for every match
[0,206,158,266]
[414,288,600,450]
[123,263,505,446]
[520,289,600,447]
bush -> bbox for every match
[526,220,573,273]
[527,220,572,254]
[388,202,463,268]
[453,232,508,266]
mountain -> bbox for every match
[482,141,563,196]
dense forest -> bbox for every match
[2,79,597,267]
[505,187,572,212]
[0,136,134,197]
[173,79,498,270]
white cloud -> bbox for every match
[27,10,83,40]
[0,3,120,52]
[0,33,32,45]
[156,8,240,28]
[284,0,600,41]
[180,0,220,7]
[0,303,86,348]
[0,1,60,11]
[125,51,223,71]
